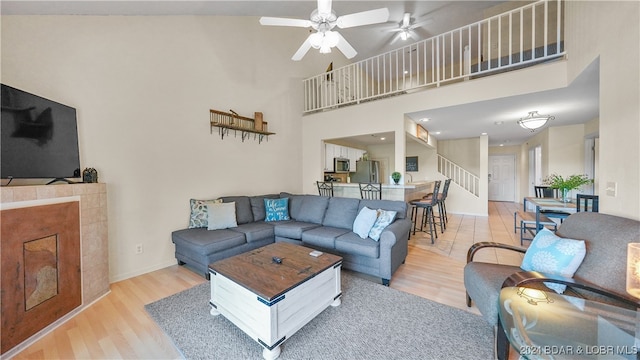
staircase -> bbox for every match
[437,155,480,197]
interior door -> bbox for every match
[488,155,515,201]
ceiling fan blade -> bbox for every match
[259,17,312,28]
[389,32,403,45]
[334,32,357,59]
[336,8,390,29]
[317,0,332,17]
[408,18,433,30]
[291,36,313,61]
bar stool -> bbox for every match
[409,180,441,244]
[424,178,450,231]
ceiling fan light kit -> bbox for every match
[518,111,554,131]
[259,0,389,60]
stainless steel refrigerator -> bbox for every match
[350,160,380,183]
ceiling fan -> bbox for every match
[385,12,433,45]
[259,0,389,61]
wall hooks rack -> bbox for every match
[210,109,275,144]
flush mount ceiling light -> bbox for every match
[518,111,555,132]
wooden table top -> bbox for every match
[209,242,342,301]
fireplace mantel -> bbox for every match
[0,183,109,357]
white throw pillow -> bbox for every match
[353,207,379,239]
[520,228,586,293]
[368,209,398,241]
[207,202,238,230]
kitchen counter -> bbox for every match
[329,181,434,201]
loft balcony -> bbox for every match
[303,0,565,113]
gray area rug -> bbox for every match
[145,271,494,360]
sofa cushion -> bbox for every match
[368,209,398,241]
[250,194,280,221]
[281,192,305,219]
[265,198,291,221]
[323,197,360,229]
[207,202,238,230]
[302,226,351,249]
[188,198,222,228]
[219,196,253,224]
[521,228,586,293]
[172,228,246,255]
[297,195,330,224]
[229,222,275,243]
[359,199,407,219]
[273,221,320,240]
[335,232,380,259]
[352,206,379,239]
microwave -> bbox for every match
[334,158,350,173]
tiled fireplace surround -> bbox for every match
[0,183,110,356]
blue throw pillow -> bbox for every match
[368,209,397,241]
[264,198,290,222]
[520,228,586,293]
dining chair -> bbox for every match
[533,185,570,222]
[576,194,599,212]
[359,183,382,200]
[316,181,334,197]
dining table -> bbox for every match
[523,197,578,231]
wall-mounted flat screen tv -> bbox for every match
[1,84,81,180]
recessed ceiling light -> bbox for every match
[380,137,386,141]
[481,132,487,135]
[494,121,504,125]
[435,131,441,135]
[419,118,429,122]
[499,144,504,147]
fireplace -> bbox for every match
[1,201,81,354]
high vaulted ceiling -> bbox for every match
[3,1,599,147]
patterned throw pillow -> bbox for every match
[368,209,398,241]
[352,207,379,239]
[189,198,222,228]
[520,228,586,293]
[264,198,290,222]
[207,202,238,230]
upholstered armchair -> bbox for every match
[463,212,640,358]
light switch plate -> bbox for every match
[606,181,617,197]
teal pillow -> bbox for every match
[264,198,290,222]
[520,228,586,293]
[368,209,397,241]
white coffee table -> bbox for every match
[208,242,342,360]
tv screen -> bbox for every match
[1,84,81,180]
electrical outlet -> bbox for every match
[606,181,617,197]
[135,244,143,254]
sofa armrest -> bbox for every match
[467,242,527,263]
[379,218,411,248]
[502,270,640,308]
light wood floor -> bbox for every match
[11,201,524,359]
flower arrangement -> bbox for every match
[542,173,593,191]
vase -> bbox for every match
[393,179,399,185]
[561,188,570,203]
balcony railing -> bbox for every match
[303,0,565,113]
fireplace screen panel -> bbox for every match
[24,235,59,311]
[1,201,81,354]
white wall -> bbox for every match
[565,1,640,219]
[0,15,334,281]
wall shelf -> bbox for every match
[210,109,275,144]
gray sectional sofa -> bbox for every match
[171,192,411,285]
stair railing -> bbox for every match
[303,0,564,113]
[438,155,480,197]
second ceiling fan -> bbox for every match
[259,0,389,61]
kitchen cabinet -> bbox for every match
[324,143,366,172]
